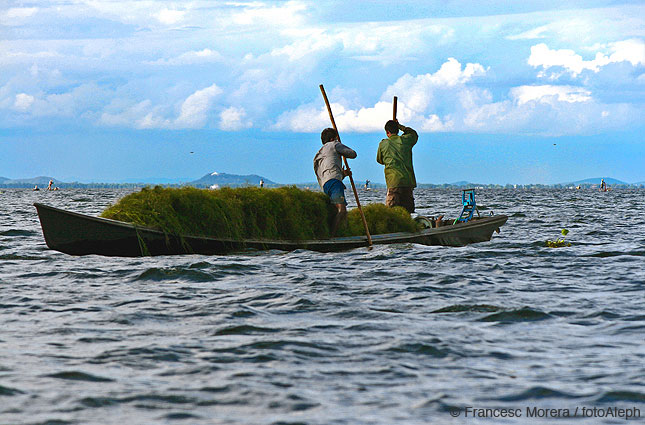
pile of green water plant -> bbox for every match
[336,203,420,237]
[101,186,334,240]
[546,228,571,248]
[100,186,421,240]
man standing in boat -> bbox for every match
[376,120,418,213]
[314,128,357,236]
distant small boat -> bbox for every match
[34,203,508,257]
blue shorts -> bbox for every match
[323,179,347,205]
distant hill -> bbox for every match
[2,176,61,186]
[447,181,479,187]
[1,173,643,188]
[0,172,277,188]
[566,177,628,185]
[188,172,276,188]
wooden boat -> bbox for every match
[34,203,507,257]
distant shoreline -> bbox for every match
[3,183,644,190]
[2,173,643,189]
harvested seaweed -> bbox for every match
[101,186,420,240]
[337,204,419,237]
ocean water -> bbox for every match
[1,187,644,425]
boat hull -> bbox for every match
[34,203,507,257]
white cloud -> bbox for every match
[275,58,487,133]
[505,6,645,45]
[155,8,185,25]
[529,44,604,75]
[99,83,223,129]
[148,49,223,66]
[529,39,645,77]
[100,99,175,129]
[273,104,330,132]
[274,99,398,133]
[329,101,395,132]
[420,114,453,132]
[5,7,38,19]
[175,84,222,128]
[511,85,592,105]
[137,112,172,129]
[273,52,642,137]
[507,19,603,44]
[507,24,550,40]
[0,49,62,66]
[384,58,487,113]
[76,1,183,26]
[100,100,155,127]
[270,22,452,66]
[4,84,109,118]
[607,39,645,66]
[1,7,38,26]
[231,1,306,26]
[270,31,337,62]
[219,106,252,131]
[2,2,642,137]
[461,96,639,136]
[14,94,34,111]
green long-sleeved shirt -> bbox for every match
[376,125,418,188]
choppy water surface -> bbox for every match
[1,188,644,425]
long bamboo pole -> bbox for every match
[319,84,372,248]
[393,96,397,120]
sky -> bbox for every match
[1,0,644,185]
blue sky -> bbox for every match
[1,1,644,184]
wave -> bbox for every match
[478,307,552,323]
[432,304,503,313]
[214,325,281,336]
[44,371,114,382]
[0,384,24,396]
[589,250,645,258]
[164,412,202,420]
[596,391,645,403]
[134,267,217,282]
[0,254,47,260]
[76,337,122,343]
[91,346,192,365]
[134,262,262,282]
[0,229,36,236]
[234,340,339,356]
[80,393,197,408]
[387,342,452,358]
[493,386,588,401]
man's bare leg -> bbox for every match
[331,204,347,237]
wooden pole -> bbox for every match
[319,84,372,248]
[393,96,397,120]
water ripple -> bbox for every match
[44,371,114,382]
[478,307,552,323]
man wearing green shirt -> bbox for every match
[376,120,418,213]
